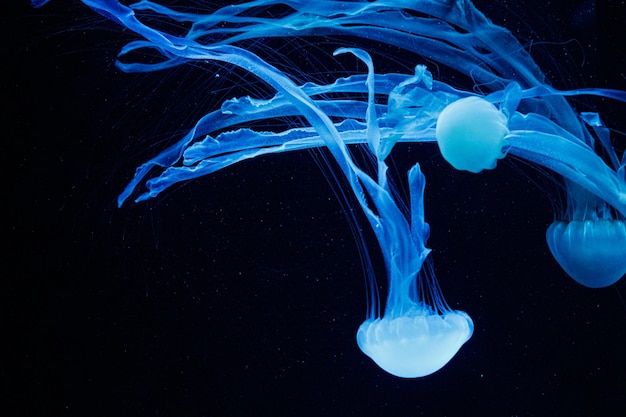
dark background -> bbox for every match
[5,1,626,416]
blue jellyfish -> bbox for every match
[32,0,625,377]
[434,88,626,288]
[544,113,626,288]
[355,160,473,378]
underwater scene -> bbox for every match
[8,0,626,415]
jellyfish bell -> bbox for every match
[544,180,626,288]
[32,0,626,382]
[357,309,474,378]
[436,96,509,173]
[546,219,626,288]
[352,163,474,378]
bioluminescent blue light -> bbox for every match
[547,218,626,288]
[434,84,626,288]
[435,96,509,173]
[546,179,626,288]
[33,0,626,376]
[434,85,626,288]
[356,163,473,378]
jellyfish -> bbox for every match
[32,0,625,377]
[435,96,509,173]
[355,162,473,378]
[543,113,626,288]
[435,83,626,288]
[546,187,626,288]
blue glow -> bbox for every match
[435,96,509,173]
[33,0,626,377]
[30,0,51,7]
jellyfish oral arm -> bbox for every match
[505,129,626,218]
[30,0,50,7]
[356,165,474,378]
[33,0,626,378]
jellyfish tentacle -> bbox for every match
[357,164,473,378]
[35,0,626,377]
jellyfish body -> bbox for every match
[436,97,509,173]
[435,91,626,287]
[355,164,474,378]
[547,219,626,288]
[358,310,473,378]
[33,0,626,377]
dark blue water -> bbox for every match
[6,1,625,416]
